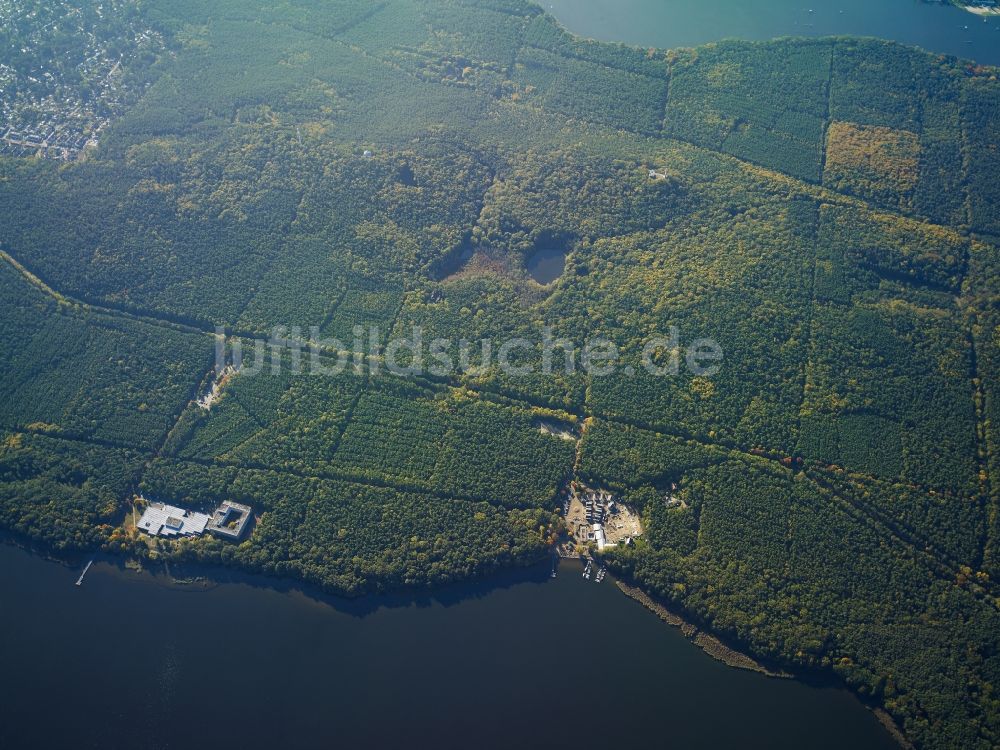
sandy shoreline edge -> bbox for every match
[616,579,913,747]
[615,580,791,678]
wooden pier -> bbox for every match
[75,559,94,587]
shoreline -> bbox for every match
[873,708,915,750]
[615,580,792,678]
[0,531,558,614]
[615,579,912,748]
[4,533,910,746]
[957,3,1000,17]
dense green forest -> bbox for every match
[0,1,998,747]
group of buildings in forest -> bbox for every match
[563,483,643,553]
[136,498,253,542]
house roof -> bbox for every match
[137,502,210,538]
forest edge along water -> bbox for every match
[546,0,1000,66]
[0,539,900,750]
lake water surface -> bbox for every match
[0,543,898,749]
[547,0,1000,66]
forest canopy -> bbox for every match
[0,2,998,748]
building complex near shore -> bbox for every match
[136,498,252,541]
[206,501,253,540]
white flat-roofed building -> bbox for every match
[137,501,210,538]
[593,523,608,551]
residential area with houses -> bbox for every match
[0,0,163,160]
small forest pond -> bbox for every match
[526,247,568,284]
